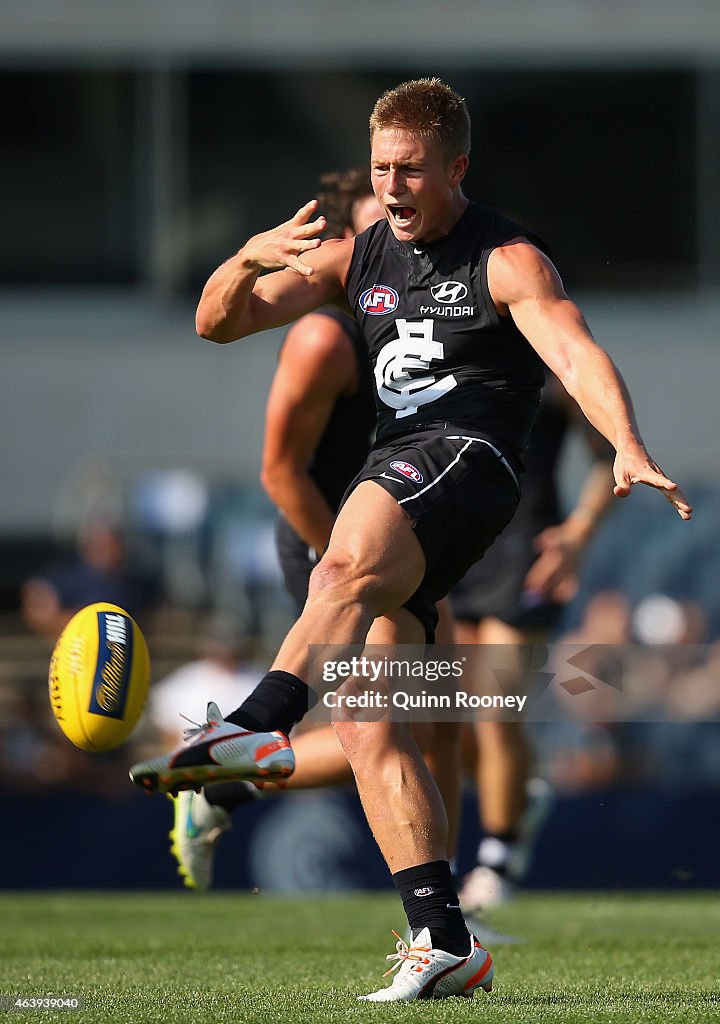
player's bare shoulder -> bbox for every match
[255,235,354,312]
[282,308,358,395]
[302,235,354,277]
[487,237,563,314]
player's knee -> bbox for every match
[308,552,379,610]
[333,720,405,765]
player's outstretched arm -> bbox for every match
[488,239,692,520]
[196,200,351,344]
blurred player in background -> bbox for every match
[166,170,379,885]
[132,78,691,1002]
[263,169,379,612]
[453,374,615,911]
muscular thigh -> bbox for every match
[342,428,520,641]
[313,481,427,614]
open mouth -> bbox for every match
[388,205,416,227]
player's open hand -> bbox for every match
[244,200,326,277]
[524,524,583,602]
[613,452,692,520]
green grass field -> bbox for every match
[0,892,718,1023]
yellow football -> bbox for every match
[48,602,151,752]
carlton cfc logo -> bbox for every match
[390,460,423,484]
[359,285,399,316]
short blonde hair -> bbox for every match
[369,78,471,161]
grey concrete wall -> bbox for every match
[1,290,717,533]
[0,293,283,532]
[2,1,719,64]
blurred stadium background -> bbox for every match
[1,1,719,892]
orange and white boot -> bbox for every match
[359,928,494,1002]
[129,702,294,795]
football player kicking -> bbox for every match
[132,79,691,1001]
[169,370,614,941]
[168,169,463,899]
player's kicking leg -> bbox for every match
[129,700,296,794]
[129,482,423,794]
[131,482,494,1000]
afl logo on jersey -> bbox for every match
[390,461,424,484]
[431,281,468,303]
[360,285,399,316]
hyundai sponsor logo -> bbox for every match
[430,281,468,303]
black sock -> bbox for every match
[205,781,259,813]
[225,670,318,735]
[393,860,470,956]
[478,831,519,876]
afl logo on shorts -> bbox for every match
[360,285,399,316]
[390,460,423,484]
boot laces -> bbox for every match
[382,930,431,978]
[179,712,220,742]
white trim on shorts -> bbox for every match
[397,434,519,506]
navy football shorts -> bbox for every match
[274,515,317,617]
[449,524,565,634]
[343,427,521,643]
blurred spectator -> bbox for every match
[132,469,210,607]
[148,613,265,749]
[0,674,138,796]
[633,593,691,645]
[559,588,632,645]
[20,519,161,640]
[536,585,720,793]
[631,593,707,647]
[544,589,645,790]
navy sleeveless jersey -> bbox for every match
[345,201,549,464]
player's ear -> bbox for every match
[448,154,469,187]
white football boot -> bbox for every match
[359,928,494,1002]
[129,702,295,795]
[459,864,517,912]
[168,789,232,891]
